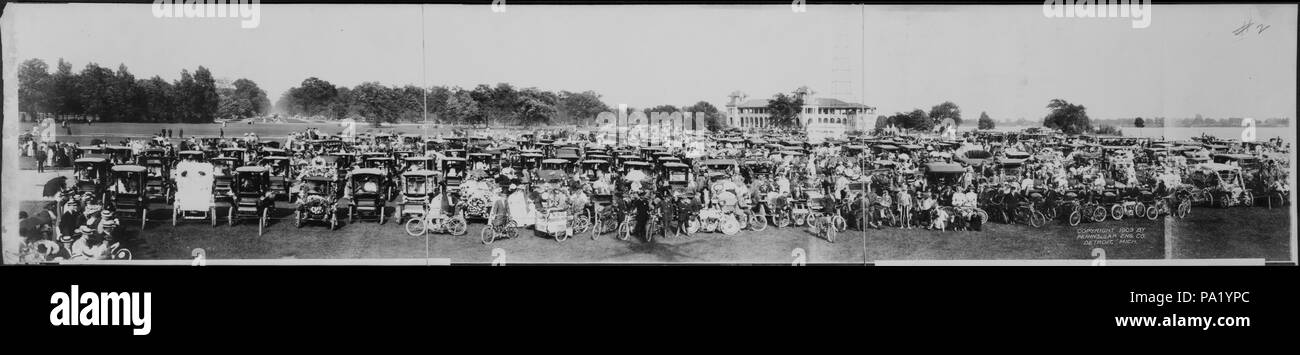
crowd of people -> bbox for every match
[9,123,1294,263]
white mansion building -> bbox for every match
[724,88,876,131]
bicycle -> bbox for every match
[807,212,838,243]
[1011,203,1046,228]
[479,212,519,245]
[591,205,622,240]
[405,208,469,237]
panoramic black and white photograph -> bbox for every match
[2,2,1295,265]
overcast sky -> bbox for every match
[5,3,1296,121]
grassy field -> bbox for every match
[14,198,1291,263]
[1166,206,1292,261]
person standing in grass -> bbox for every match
[896,187,913,229]
[34,145,47,173]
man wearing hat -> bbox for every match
[58,200,84,239]
[631,191,650,241]
[70,225,108,260]
[661,191,679,237]
[98,208,120,237]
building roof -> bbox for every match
[728,96,873,110]
[809,97,873,109]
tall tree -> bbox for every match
[114,64,146,121]
[766,92,805,128]
[515,88,557,126]
[138,76,175,122]
[905,109,932,131]
[1134,117,1145,128]
[17,59,51,115]
[292,77,340,117]
[50,58,82,115]
[929,101,962,127]
[190,67,220,122]
[557,90,611,125]
[350,82,398,125]
[683,101,725,132]
[442,89,479,124]
[1042,99,1092,134]
[217,78,269,120]
[977,111,995,130]
[76,63,117,121]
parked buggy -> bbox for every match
[109,165,150,229]
[396,170,438,223]
[172,161,218,227]
[260,156,294,201]
[73,157,111,201]
[140,155,173,204]
[295,176,340,230]
[362,156,398,199]
[177,150,206,164]
[441,157,468,197]
[229,166,274,236]
[346,168,389,224]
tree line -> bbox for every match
[275,78,727,130]
[17,58,270,123]
[275,79,617,126]
[874,101,964,131]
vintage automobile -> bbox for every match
[441,157,468,197]
[392,149,417,162]
[623,161,654,183]
[954,149,994,167]
[109,165,151,229]
[177,150,207,164]
[211,156,241,199]
[743,160,775,181]
[639,146,667,161]
[1189,163,1253,208]
[656,156,683,172]
[229,166,274,235]
[396,170,438,223]
[295,176,340,230]
[221,147,250,165]
[615,154,643,169]
[77,145,108,160]
[346,168,389,224]
[403,156,436,173]
[326,152,357,177]
[139,155,172,205]
[259,156,294,201]
[924,162,988,225]
[73,157,111,200]
[1211,153,1260,171]
[172,160,218,227]
[580,159,612,181]
[467,152,499,175]
[104,145,134,165]
[516,151,546,171]
[139,147,169,161]
[443,149,468,159]
[258,141,283,151]
[540,158,573,174]
[534,169,575,242]
[663,162,692,193]
[362,156,398,199]
[701,159,739,177]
